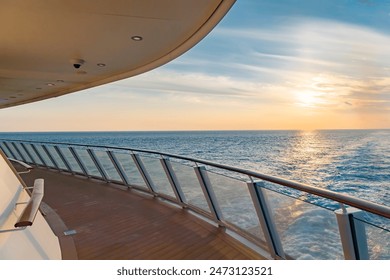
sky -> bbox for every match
[2,0,390,132]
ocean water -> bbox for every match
[1,129,389,205]
[1,129,389,259]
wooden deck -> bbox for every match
[17,165,265,260]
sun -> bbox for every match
[293,74,337,108]
[295,90,325,108]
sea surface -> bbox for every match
[1,129,389,205]
[1,129,389,259]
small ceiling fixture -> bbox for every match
[70,58,85,69]
[97,63,106,67]
[131,35,143,41]
[46,83,55,86]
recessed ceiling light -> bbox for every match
[97,63,106,67]
[46,83,55,86]
[131,35,143,41]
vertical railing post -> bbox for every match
[20,143,36,165]
[3,141,17,159]
[54,146,72,172]
[30,143,48,167]
[247,180,285,259]
[160,157,186,206]
[335,206,369,260]
[42,145,59,169]
[11,142,27,162]
[87,149,109,182]
[194,166,223,225]
[68,147,89,176]
[107,151,131,186]
[131,154,157,194]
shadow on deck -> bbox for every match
[17,166,265,260]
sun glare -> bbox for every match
[293,74,337,108]
[294,90,326,108]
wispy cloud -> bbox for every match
[252,51,341,68]
[90,69,287,110]
[96,16,390,117]
[208,18,390,113]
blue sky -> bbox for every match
[2,0,390,131]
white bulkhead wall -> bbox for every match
[0,151,61,259]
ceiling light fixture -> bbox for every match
[46,83,55,86]
[131,35,143,41]
[97,63,106,67]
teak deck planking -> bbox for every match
[17,165,264,260]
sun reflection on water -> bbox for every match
[276,130,338,187]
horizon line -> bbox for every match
[1,128,389,133]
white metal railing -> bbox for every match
[1,139,389,260]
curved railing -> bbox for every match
[1,139,389,260]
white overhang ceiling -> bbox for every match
[0,0,235,109]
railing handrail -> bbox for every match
[1,138,390,219]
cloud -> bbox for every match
[213,18,390,112]
[216,17,390,70]
[95,69,283,104]
[252,51,341,68]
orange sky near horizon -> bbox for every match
[1,78,388,132]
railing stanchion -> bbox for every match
[335,206,369,260]
[2,141,16,159]
[107,151,131,187]
[42,145,59,169]
[11,142,27,162]
[54,146,72,173]
[247,181,285,259]
[30,144,48,167]
[87,149,109,182]
[20,143,36,164]
[194,166,223,225]
[69,147,89,176]
[131,154,157,194]
[160,158,186,206]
